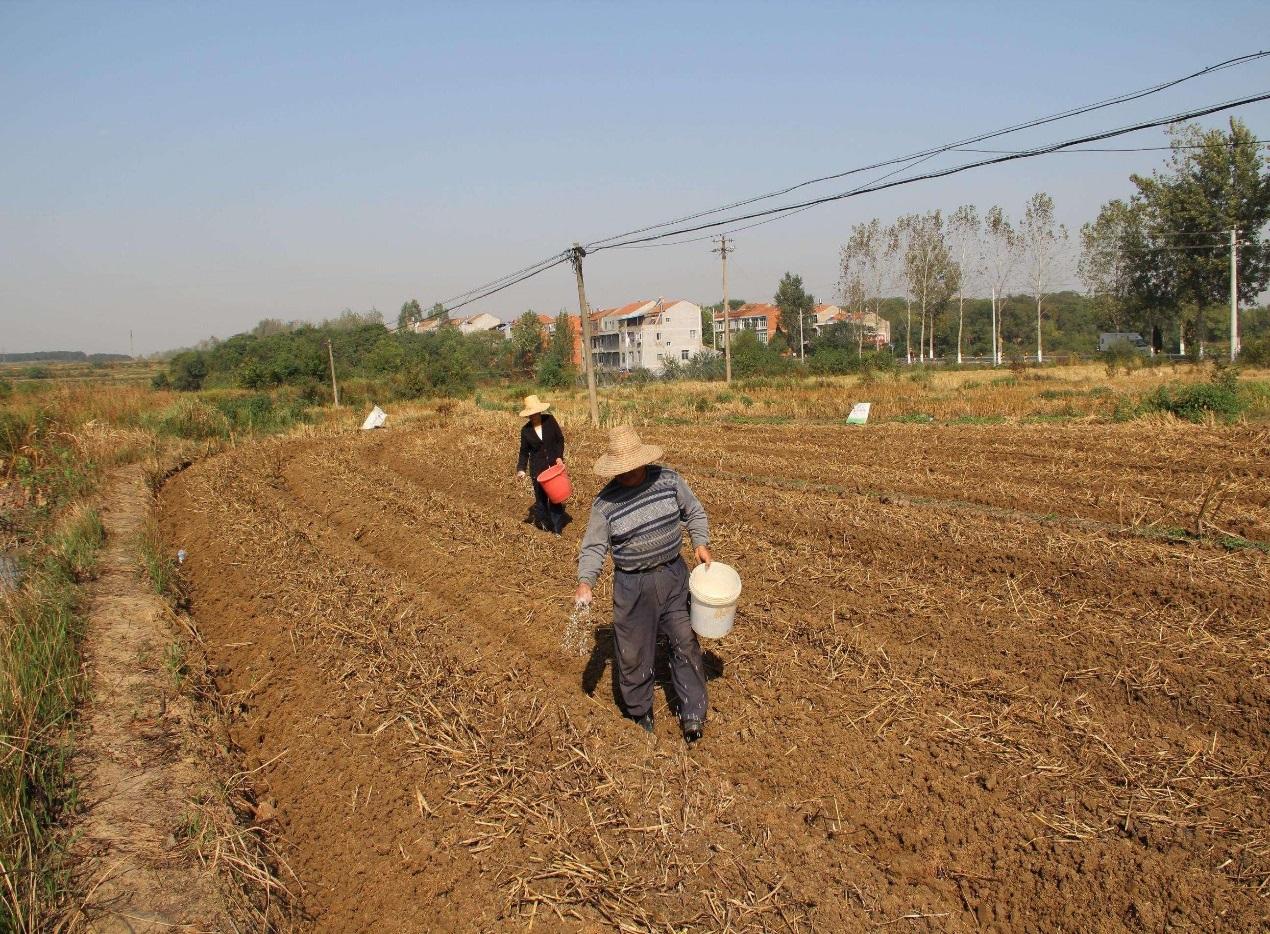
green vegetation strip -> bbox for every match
[0,507,104,929]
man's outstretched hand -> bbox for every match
[575,581,593,606]
[695,546,712,568]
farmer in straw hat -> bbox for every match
[516,395,567,535]
[575,425,712,744]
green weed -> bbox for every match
[0,509,103,929]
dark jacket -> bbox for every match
[517,414,565,480]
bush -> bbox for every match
[730,331,793,378]
[1238,337,1270,367]
[1103,340,1146,376]
[679,351,725,382]
[208,392,310,433]
[1140,364,1245,423]
[168,351,209,391]
[143,397,229,440]
[535,354,577,390]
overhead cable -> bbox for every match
[580,51,1269,251]
[589,90,1270,252]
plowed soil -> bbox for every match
[159,408,1269,933]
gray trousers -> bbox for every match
[612,557,707,722]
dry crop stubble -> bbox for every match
[159,406,1269,932]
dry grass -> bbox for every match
[466,362,1270,427]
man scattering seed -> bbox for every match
[574,426,712,744]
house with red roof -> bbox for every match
[538,313,583,365]
[587,299,704,373]
[717,303,783,346]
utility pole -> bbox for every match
[571,244,600,426]
[1230,228,1240,361]
[326,338,340,407]
[129,329,134,358]
[712,235,733,384]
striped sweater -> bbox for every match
[576,466,709,585]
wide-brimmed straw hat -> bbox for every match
[519,395,551,418]
[593,425,663,477]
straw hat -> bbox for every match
[519,394,551,418]
[593,425,664,477]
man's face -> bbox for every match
[616,466,647,487]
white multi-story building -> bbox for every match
[412,312,502,335]
[588,298,704,374]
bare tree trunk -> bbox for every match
[929,317,935,360]
[919,308,926,362]
[956,297,964,364]
[905,298,912,364]
[990,287,998,365]
[1035,297,1044,364]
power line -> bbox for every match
[387,253,572,334]
[589,90,1270,252]
[431,251,570,309]
[401,54,1269,324]
[580,51,1270,251]
[954,140,1267,154]
[607,140,1264,254]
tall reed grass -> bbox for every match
[0,506,103,929]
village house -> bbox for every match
[411,312,502,335]
[538,313,583,366]
[813,304,843,332]
[588,299,704,374]
[716,303,782,346]
[833,309,892,348]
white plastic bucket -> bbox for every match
[688,562,742,639]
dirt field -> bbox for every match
[159,405,1269,932]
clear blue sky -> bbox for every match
[2,1,1268,354]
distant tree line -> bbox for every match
[827,119,1269,364]
[152,305,581,401]
[0,351,132,363]
[152,120,1269,400]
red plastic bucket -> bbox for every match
[536,463,573,504]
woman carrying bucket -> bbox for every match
[574,425,718,744]
[516,395,568,535]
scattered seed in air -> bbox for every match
[563,602,593,657]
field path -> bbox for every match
[62,465,230,933]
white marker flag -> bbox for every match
[360,406,388,430]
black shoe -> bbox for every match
[632,712,654,733]
[681,719,704,744]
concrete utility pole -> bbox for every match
[571,244,600,426]
[713,235,733,384]
[326,339,340,407]
[1230,228,1240,361]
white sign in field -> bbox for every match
[360,406,388,430]
[846,402,871,425]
